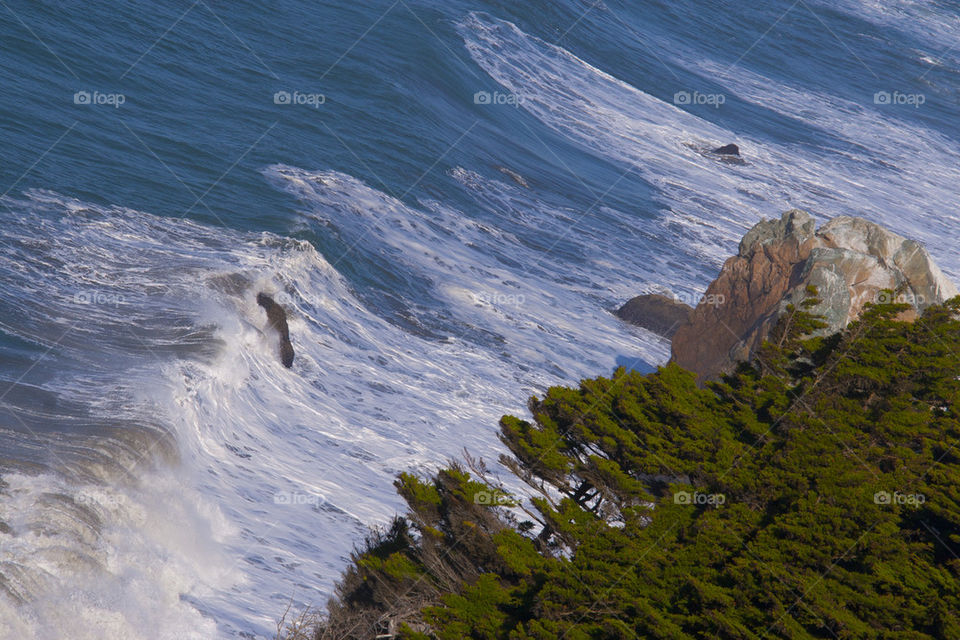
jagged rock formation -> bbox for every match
[615,294,693,338]
[671,210,958,381]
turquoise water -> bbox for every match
[2,0,959,637]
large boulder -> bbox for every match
[616,294,693,338]
[671,210,958,381]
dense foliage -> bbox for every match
[307,294,960,639]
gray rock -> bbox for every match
[616,294,693,338]
[738,209,816,259]
[671,210,958,381]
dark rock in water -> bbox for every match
[496,165,530,188]
[712,143,740,156]
[257,292,294,368]
[615,294,693,339]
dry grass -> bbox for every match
[275,599,322,640]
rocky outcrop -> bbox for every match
[671,210,958,381]
[616,294,693,338]
[712,143,740,157]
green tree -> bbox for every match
[310,294,960,639]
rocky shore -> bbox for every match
[618,210,958,380]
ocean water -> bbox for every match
[1,0,959,637]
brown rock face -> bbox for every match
[671,210,957,381]
[616,294,693,338]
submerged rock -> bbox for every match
[615,294,692,339]
[496,165,530,188]
[712,143,740,156]
[670,209,957,381]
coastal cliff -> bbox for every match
[621,210,957,381]
[279,209,960,639]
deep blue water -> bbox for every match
[3,0,953,239]
[4,0,959,252]
[2,0,960,637]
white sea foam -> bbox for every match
[4,7,959,639]
[0,183,667,638]
[458,11,960,282]
[0,470,234,640]
[813,0,960,62]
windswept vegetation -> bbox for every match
[291,293,960,639]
